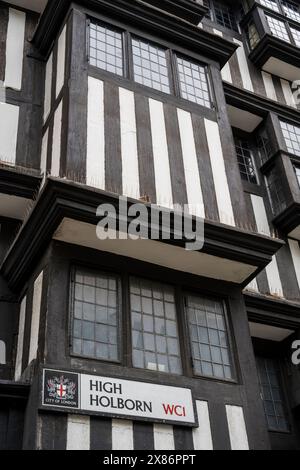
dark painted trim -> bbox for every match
[32,0,237,67]
[245,292,300,330]
[0,178,284,291]
[224,82,300,125]
[0,166,41,201]
[0,381,29,401]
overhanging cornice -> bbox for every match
[223,82,300,125]
[0,166,42,200]
[32,0,237,67]
[245,292,300,330]
[0,178,284,291]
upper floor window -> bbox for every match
[282,0,300,23]
[88,20,212,109]
[177,57,212,108]
[186,294,234,380]
[132,38,170,94]
[257,129,273,165]
[266,14,291,41]
[70,267,235,381]
[291,25,300,46]
[256,356,289,432]
[71,268,120,362]
[205,0,239,32]
[260,0,280,12]
[246,21,261,50]
[266,167,287,215]
[280,120,300,156]
[89,22,123,76]
[235,137,258,184]
[130,278,182,375]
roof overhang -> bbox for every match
[273,202,300,241]
[32,0,237,67]
[249,35,300,82]
[0,178,283,291]
[224,82,300,126]
[0,166,41,220]
[245,292,300,330]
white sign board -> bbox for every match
[42,369,195,426]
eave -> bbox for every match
[0,381,30,401]
[32,0,237,67]
[0,166,42,221]
[223,82,300,125]
[273,202,300,238]
[0,166,41,200]
[249,35,300,82]
[245,292,300,330]
[0,178,284,292]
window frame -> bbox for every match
[183,292,237,383]
[87,17,215,112]
[69,265,123,365]
[254,352,291,434]
[68,264,237,384]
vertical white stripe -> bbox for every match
[87,77,105,189]
[28,272,43,364]
[213,29,232,83]
[177,109,205,218]
[193,401,213,450]
[51,101,63,177]
[112,419,134,450]
[15,296,26,381]
[265,257,284,297]
[67,415,90,450]
[204,119,235,226]
[149,98,173,208]
[233,39,254,92]
[280,79,297,108]
[119,88,140,199]
[44,53,53,122]
[251,195,283,297]
[56,25,66,98]
[41,129,48,174]
[250,195,271,236]
[0,102,19,165]
[4,8,25,91]
[288,239,300,290]
[153,424,175,450]
[262,72,277,101]
[226,405,249,451]
[246,278,259,293]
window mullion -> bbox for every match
[124,31,133,80]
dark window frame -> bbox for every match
[184,292,237,382]
[235,136,259,185]
[87,17,214,111]
[203,0,240,32]
[69,266,123,365]
[69,264,237,383]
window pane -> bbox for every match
[266,15,290,42]
[256,357,289,432]
[186,295,234,380]
[132,38,170,94]
[89,21,123,76]
[282,1,300,23]
[265,167,287,215]
[260,0,280,12]
[71,268,120,361]
[291,26,300,47]
[130,278,182,375]
[235,137,258,184]
[280,120,300,157]
[177,57,211,108]
[213,1,239,32]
